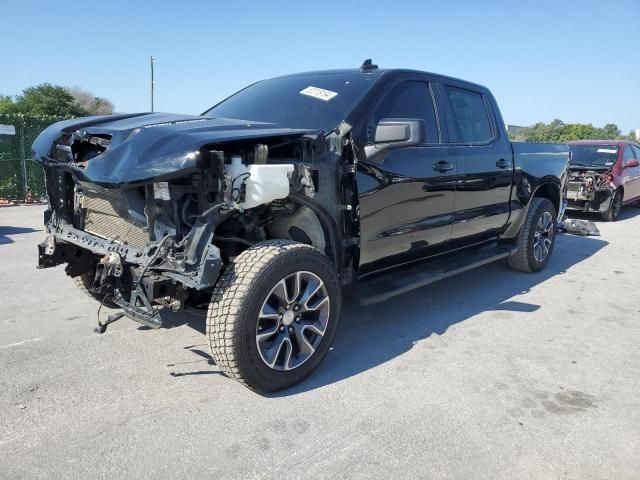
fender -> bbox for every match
[500,142,569,240]
[501,178,564,240]
[288,194,343,275]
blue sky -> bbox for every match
[2,0,639,132]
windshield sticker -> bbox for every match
[597,148,617,154]
[299,86,338,102]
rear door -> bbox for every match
[437,83,513,246]
[356,78,456,275]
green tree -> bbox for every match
[602,123,621,139]
[12,83,87,117]
[65,86,114,115]
[519,120,627,143]
[0,94,15,113]
[557,123,596,142]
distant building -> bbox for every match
[635,128,640,141]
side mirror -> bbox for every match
[364,118,424,160]
[625,158,639,168]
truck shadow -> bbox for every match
[272,232,608,396]
[0,226,42,245]
[158,308,208,335]
[164,233,607,393]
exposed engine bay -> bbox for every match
[565,168,615,212]
[35,114,359,330]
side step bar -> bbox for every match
[357,244,517,305]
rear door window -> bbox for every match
[443,86,494,143]
[368,81,439,143]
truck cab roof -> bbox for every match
[273,67,488,91]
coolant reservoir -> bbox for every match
[243,164,294,209]
[226,156,294,209]
[228,155,248,183]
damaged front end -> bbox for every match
[565,167,616,213]
[34,113,348,330]
[38,186,229,328]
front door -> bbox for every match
[356,80,456,275]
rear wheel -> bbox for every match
[602,189,622,222]
[509,197,557,273]
[207,240,341,392]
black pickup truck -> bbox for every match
[34,61,569,392]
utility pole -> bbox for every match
[150,56,155,112]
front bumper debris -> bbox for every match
[37,206,227,328]
[559,218,601,236]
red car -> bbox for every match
[566,140,640,221]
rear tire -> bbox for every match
[602,189,622,222]
[508,197,557,273]
[207,240,341,393]
[73,273,118,308]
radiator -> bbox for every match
[82,188,149,247]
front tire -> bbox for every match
[602,189,622,222]
[508,197,557,273]
[73,272,118,308]
[207,240,341,393]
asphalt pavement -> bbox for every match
[1,205,639,479]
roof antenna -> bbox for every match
[360,58,378,72]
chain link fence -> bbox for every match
[0,113,62,200]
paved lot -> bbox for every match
[1,205,639,479]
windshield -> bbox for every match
[203,72,379,132]
[569,144,619,167]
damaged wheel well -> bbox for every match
[286,194,343,271]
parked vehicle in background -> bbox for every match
[566,140,640,221]
[34,61,569,392]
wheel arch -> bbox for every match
[532,181,561,215]
[502,179,562,240]
[271,195,343,274]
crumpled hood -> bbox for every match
[33,112,318,185]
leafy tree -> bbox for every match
[602,123,621,138]
[624,130,639,142]
[90,97,115,115]
[557,123,596,142]
[0,95,14,113]
[65,86,114,115]
[12,83,87,117]
[518,120,628,143]
[0,84,116,118]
